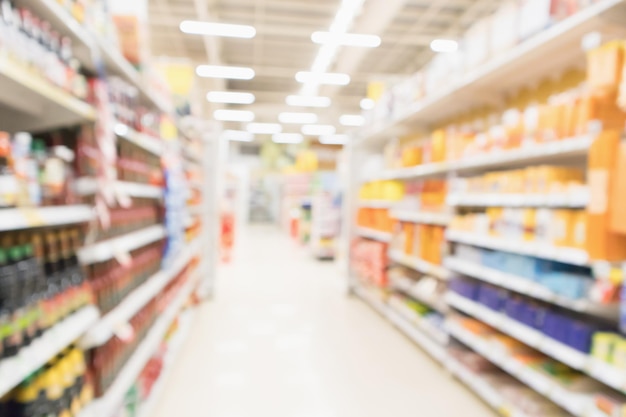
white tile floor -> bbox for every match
[152,226,493,417]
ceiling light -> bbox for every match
[273,133,304,144]
[320,134,349,145]
[278,112,318,124]
[222,130,254,142]
[340,114,365,127]
[180,20,256,38]
[213,109,255,122]
[295,72,350,86]
[430,39,458,53]
[196,65,255,80]
[302,124,336,136]
[207,91,255,104]
[286,95,331,108]
[360,98,375,110]
[311,32,381,48]
[246,123,282,134]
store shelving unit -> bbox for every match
[0,306,99,398]
[347,0,626,414]
[358,200,397,209]
[355,227,392,242]
[390,275,448,314]
[78,225,167,265]
[76,178,164,200]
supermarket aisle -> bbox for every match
[152,226,492,417]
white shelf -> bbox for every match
[361,0,626,143]
[390,209,451,226]
[356,227,392,243]
[445,292,626,394]
[358,200,397,209]
[445,257,618,319]
[446,230,589,266]
[0,57,96,132]
[447,191,589,208]
[136,310,195,417]
[115,123,164,156]
[80,239,201,348]
[78,225,166,265]
[0,306,99,397]
[371,136,593,181]
[388,296,449,346]
[388,250,449,280]
[0,205,94,232]
[446,320,596,417]
[354,285,447,363]
[80,273,198,417]
[76,178,164,199]
[445,356,532,417]
[390,275,449,314]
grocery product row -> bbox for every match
[348,3,626,416]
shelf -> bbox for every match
[371,135,593,181]
[360,0,626,144]
[80,239,201,348]
[447,191,590,208]
[136,310,195,417]
[445,257,618,319]
[354,285,447,363]
[358,200,397,209]
[390,209,451,226]
[355,227,392,243]
[0,205,94,232]
[0,306,99,398]
[446,292,626,394]
[446,230,589,266]
[388,250,449,280]
[76,178,164,199]
[388,296,449,346]
[445,356,533,417]
[115,123,164,156]
[446,320,596,417]
[78,225,166,265]
[79,273,198,417]
[0,57,96,132]
[390,275,449,314]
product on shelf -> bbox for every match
[357,208,393,233]
[359,180,404,201]
[450,207,587,250]
[450,278,615,354]
[89,265,190,397]
[92,199,162,242]
[351,238,388,287]
[0,0,89,99]
[391,221,446,266]
[86,239,165,314]
[0,347,94,417]
[117,140,163,186]
[0,226,91,361]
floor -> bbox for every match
[152,226,493,417]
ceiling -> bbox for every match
[148,0,500,130]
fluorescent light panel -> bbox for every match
[207,91,255,104]
[302,124,336,136]
[213,109,255,122]
[430,39,458,53]
[196,65,255,80]
[360,98,375,110]
[180,20,256,38]
[320,134,349,145]
[311,31,381,48]
[286,95,331,108]
[222,130,254,142]
[246,123,282,134]
[273,133,304,144]
[278,112,318,124]
[340,114,365,127]
[296,72,350,86]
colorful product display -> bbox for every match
[0,347,93,417]
[356,208,393,233]
[0,227,92,361]
[391,222,446,266]
[358,180,404,201]
[350,238,388,288]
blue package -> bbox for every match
[567,321,596,353]
[539,273,591,300]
